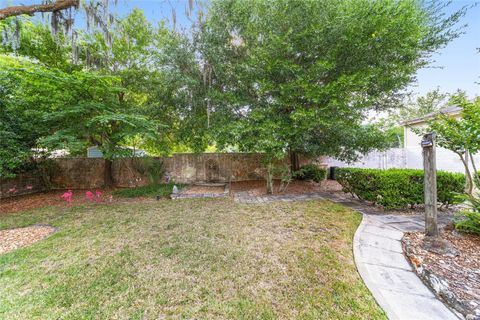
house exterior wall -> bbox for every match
[404,125,425,148]
[401,114,469,173]
[404,113,462,148]
[87,147,104,158]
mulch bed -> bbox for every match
[403,227,480,319]
[230,179,342,196]
[0,225,56,254]
[0,189,152,215]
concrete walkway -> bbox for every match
[353,214,461,320]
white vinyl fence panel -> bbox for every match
[326,147,477,174]
[326,148,406,170]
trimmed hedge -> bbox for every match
[294,164,327,183]
[336,168,465,209]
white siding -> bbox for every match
[404,125,426,148]
[87,147,104,158]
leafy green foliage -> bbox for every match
[0,55,58,177]
[0,98,32,177]
[200,0,465,162]
[1,54,158,161]
[390,88,449,123]
[454,193,480,235]
[0,2,467,181]
[80,9,208,154]
[420,96,480,195]
[132,157,166,185]
[112,182,181,198]
[336,168,465,209]
[0,18,75,71]
[455,210,480,235]
[294,164,327,183]
[274,165,293,192]
[1,10,204,163]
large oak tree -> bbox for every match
[196,0,466,192]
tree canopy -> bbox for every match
[421,96,480,196]
[198,0,466,162]
[0,0,468,179]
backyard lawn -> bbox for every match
[0,199,385,319]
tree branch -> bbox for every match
[0,0,79,20]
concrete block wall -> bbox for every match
[0,172,48,198]
[168,153,274,183]
[2,153,313,198]
[50,158,106,189]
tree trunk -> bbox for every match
[266,162,274,195]
[468,151,480,188]
[458,152,473,196]
[289,150,300,172]
[104,159,114,188]
[0,0,79,20]
[422,133,438,237]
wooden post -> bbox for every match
[422,133,439,237]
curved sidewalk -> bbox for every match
[353,213,461,320]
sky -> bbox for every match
[413,0,480,98]
[3,0,480,98]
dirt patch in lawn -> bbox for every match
[0,225,56,254]
[403,227,480,318]
[230,179,342,196]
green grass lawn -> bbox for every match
[0,199,385,319]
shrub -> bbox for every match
[455,194,480,235]
[294,164,326,183]
[336,168,465,209]
[274,165,293,192]
[132,157,166,185]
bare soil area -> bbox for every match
[0,225,56,254]
[0,189,149,215]
[404,227,480,318]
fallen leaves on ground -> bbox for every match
[404,227,480,312]
[0,225,56,254]
[0,190,152,215]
